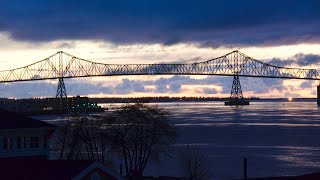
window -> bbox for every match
[30,136,39,148]
[43,136,47,148]
[2,137,12,151]
[23,137,27,148]
[2,137,8,151]
[17,136,27,149]
[9,138,12,150]
[17,137,22,149]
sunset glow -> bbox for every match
[0,1,319,99]
[0,36,319,98]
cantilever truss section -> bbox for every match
[0,50,319,83]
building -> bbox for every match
[0,96,104,115]
[0,108,55,158]
[0,108,125,180]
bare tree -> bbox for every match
[178,145,211,180]
[50,120,71,160]
[51,115,112,164]
[100,103,177,176]
[51,103,176,176]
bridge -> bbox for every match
[0,50,319,105]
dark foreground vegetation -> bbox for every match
[52,103,176,176]
[50,103,214,179]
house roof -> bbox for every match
[0,108,55,130]
[0,158,125,180]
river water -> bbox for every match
[36,101,320,179]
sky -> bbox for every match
[0,0,320,98]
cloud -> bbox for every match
[0,81,56,98]
[0,74,312,98]
[114,79,146,94]
[158,57,204,64]
[56,42,76,49]
[0,78,113,98]
[284,92,302,98]
[292,54,320,66]
[300,81,313,89]
[202,88,218,94]
[66,79,113,95]
[267,53,320,67]
[1,0,320,46]
[241,77,285,94]
[169,83,181,93]
[151,75,288,96]
[267,58,293,67]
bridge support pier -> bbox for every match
[55,77,68,111]
[225,75,249,106]
[317,85,320,106]
[56,77,67,99]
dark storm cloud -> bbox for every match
[0,0,320,46]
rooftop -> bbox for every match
[0,108,55,130]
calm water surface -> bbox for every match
[36,101,320,179]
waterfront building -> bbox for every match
[0,108,124,180]
[0,108,55,159]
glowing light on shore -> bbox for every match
[288,97,293,101]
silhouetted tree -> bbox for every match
[101,103,177,176]
[51,103,176,176]
[178,145,211,180]
[51,116,112,164]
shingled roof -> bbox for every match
[0,108,55,130]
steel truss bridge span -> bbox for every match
[0,50,319,83]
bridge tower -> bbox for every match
[55,51,68,111]
[56,77,67,99]
[55,77,67,111]
[225,75,249,106]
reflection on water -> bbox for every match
[37,101,320,179]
